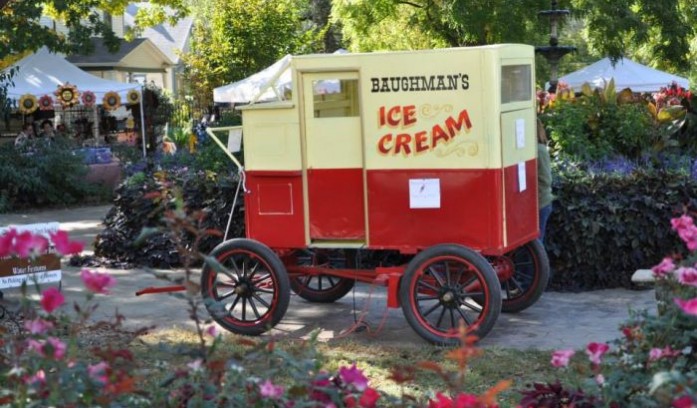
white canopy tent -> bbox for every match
[4,48,146,155]
[213,50,348,105]
[213,55,292,104]
[555,57,690,93]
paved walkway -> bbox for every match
[0,206,656,350]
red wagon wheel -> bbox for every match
[201,239,290,336]
[400,244,501,345]
[491,240,550,313]
[289,249,355,303]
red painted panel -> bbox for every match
[308,168,365,240]
[245,171,305,248]
[366,169,504,253]
[503,159,539,250]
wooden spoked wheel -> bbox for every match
[201,239,290,336]
[400,244,502,345]
[491,240,550,313]
[289,249,355,303]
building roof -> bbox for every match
[124,2,193,64]
[66,38,148,64]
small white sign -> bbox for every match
[518,162,527,192]
[228,128,243,153]
[409,178,441,209]
[516,118,525,149]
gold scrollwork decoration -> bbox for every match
[420,104,453,119]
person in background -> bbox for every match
[14,122,34,147]
[537,118,554,243]
[38,119,56,140]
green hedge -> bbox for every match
[546,167,696,291]
[0,140,111,213]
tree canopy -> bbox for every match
[0,0,188,60]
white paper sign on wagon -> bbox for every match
[409,178,441,209]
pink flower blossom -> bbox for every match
[80,269,116,294]
[652,257,676,278]
[205,325,219,337]
[649,346,680,361]
[586,342,610,365]
[25,369,46,386]
[26,337,65,360]
[40,287,64,313]
[259,379,284,399]
[24,318,54,335]
[13,231,48,258]
[0,229,17,257]
[595,374,605,386]
[677,267,697,287]
[674,297,697,316]
[359,388,381,408]
[672,395,696,408]
[671,216,697,251]
[551,349,575,367]
[49,230,84,256]
[339,363,369,391]
[88,362,109,384]
[187,359,203,372]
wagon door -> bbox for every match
[301,72,366,242]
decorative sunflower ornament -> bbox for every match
[81,91,96,107]
[18,94,38,114]
[54,83,80,108]
[38,95,54,111]
[126,89,140,105]
[102,91,121,111]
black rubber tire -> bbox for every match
[499,240,550,313]
[201,238,290,336]
[289,249,355,303]
[399,244,502,346]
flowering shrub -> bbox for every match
[520,215,697,407]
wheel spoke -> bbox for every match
[504,280,513,299]
[509,277,524,292]
[228,295,241,315]
[436,306,447,328]
[427,266,446,287]
[416,294,439,301]
[318,275,323,291]
[455,305,474,326]
[228,256,242,278]
[248,260,260,280]
[461,299,483,313]
[217,289,236,301]
[327,276,337,287]
[514,261,534,267]
[252,274,272,285]
[421,302,441,317]
[248,297,261,319]
[449,308,456,329]
[252,293,271,308]
[255,288,275,294]
[241,298,247,321]
[445,262,452,286]
[417,280,440,293]
[454,266,465,285]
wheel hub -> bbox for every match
[439,287,460,307]
[235,280,253,297]
[491,257,515,281]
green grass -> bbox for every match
[129,329,588,407]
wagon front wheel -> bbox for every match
[400,244,502,346]
[201,239,290,336]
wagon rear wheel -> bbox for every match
[201,239,290,336]
[400,244,501,345]
[493,240,550,313]
[289,249,355,303]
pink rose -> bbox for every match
[80,269,116,294]
[359,388,381,408]
[595,374,605,385]
[88,361,109,384]
[674,297,697,316]
[649,347,663,361]
[205,325,219,338]
[339,363,369,391]
[586,342,610,365]
[0,229,17,257]
[49,230,84,256]
[46,337,66,360]
[13,231,48,258]
[24,318,54,335]
[677,267,697,287]
[652,257,676,278]
[672,395,696,408]
[259,379,284,399]
[25,369,46,386]
[551,349,575,367]
[40,287,64,313]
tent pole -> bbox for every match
[139,86,146,158]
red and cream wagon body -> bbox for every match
[200,44,550,345]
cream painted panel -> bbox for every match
[500,109,537,167]
[242,107,302,171]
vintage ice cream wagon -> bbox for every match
[201,44,550,345]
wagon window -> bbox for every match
[501,65,532,104]
[313,79,359,118]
